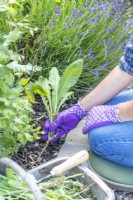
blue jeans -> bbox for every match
[88,89,133,167]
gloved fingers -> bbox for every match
[42,131,49,140]
[49,117,62,132]
[82,121,114,134]
[43,119,51,132]
[42,114,81,142]
[82,116,93,134]
[50,129,67,143]
[42,119,51,141]
[82,126,89,135]
[49,113,80,132]
[42,128,58,141]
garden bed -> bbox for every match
[11,95,77,170]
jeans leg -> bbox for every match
[106,89,133,105]
[88,89,133,167]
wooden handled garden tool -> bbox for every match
[36,150,89,183]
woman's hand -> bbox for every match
[83,104,122,134]
[42,102,87,143]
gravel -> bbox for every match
[114,190,133,200]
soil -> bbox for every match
[11,95,77,170]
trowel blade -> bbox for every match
[36,173,52,183]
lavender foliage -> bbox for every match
[17,0,133,95]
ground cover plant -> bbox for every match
[1,0,133,97]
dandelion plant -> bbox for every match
[26,59,83,140]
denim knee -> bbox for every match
[88,89,133,167]
[106,89,133,105]
[88,122,133,167]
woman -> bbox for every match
[43,35,133,168]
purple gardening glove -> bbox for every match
[83,104,122,134]
[42,102,87,142]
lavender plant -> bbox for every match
[1,0,133,96]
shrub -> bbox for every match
[0,30,41,157]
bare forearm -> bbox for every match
[80,66,133,111]
[119,101,133,121]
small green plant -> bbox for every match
[26,59,83,138]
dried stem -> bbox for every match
[36,140,50,162]
[72,184,94,198]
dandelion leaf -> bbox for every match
[35,76,49,96]
[25,83,35,103]
[58,59,83,103]
[49,67,60,113]
[57,91,73,113]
